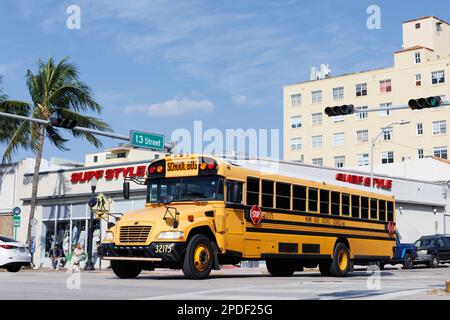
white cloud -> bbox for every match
[124,97,214,117]
[232,94,264,107]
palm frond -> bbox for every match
[1,120,34,164]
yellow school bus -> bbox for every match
[99,154,396,279]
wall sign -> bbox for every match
[70,165,147,184]
[335,173,392,190]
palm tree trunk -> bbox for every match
[27,125,45,249]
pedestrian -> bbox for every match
[71,243,86,272]
[49,244,65,270]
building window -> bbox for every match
[418,148,424,159]
[383,127,393,141]
[332,87,344,101]
[379,79,392,93]
[312,135,323,149]
[379,102,392,116]
[357,130,369,143]
[290,93,301,106]
[290,116,302,128]
[332,132,345,147]
[415,74,422,86]
[312,158,323,166]
[117,152,127,158]
[311,90,322,104]
[106,154,111,160]
[355,83,367,97]
[431,70,445,84]
[356,106,368,119]
[417,123,423,135]
[334,156,345,168]
[311,113,322,126]
[434,146,448,159]
[415,23,421,29]
[381,151,394,164]
[290,138,302,151]
[357,153,369,166]
[93,155,98,163]
[433,120,447,135]
[415,52,421,64]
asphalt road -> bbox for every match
[1,265,449,300]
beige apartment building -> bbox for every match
[284,16,450,168]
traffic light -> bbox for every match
[324,104,355,117]
[50,117,77,129]
[408,96,442,110]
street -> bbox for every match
[1,265,449,300]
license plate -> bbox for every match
[19,248,25,253]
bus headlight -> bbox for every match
[103,231,114,242]
[158,231,184,240]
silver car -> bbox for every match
[0,236,31,272]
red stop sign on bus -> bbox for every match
[250,205,263,225]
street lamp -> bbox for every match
[370,121,410,188]
[84,177,97,271]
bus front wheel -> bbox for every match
[330,243,350,277]
[266,259,295,277]
[111,260,142,279]
[182,234,214,279]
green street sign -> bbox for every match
[130,130,165,151]
[13,215,20,227]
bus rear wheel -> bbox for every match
[182,234,214,279]
[266,259,296,277]
[330,243,350,277]
[111,260,143,279]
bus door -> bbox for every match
[225,180,245,251]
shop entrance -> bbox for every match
[0,214,13,238]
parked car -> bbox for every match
[0,236,31,272]
[378,233,417,269]
[414,234,450,268]
[389,236,417,269]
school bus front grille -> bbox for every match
[119,226,152,243]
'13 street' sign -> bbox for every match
[130,130,165,151]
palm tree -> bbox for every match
[0,57,110,247]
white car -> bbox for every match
[0,236,31,272]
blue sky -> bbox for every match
[0,0,449,163]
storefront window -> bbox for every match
[41,220,55,258]
[71,219,86,250]
[56,220,70,255]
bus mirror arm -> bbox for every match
[162,205,180,229]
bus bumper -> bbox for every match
[99,242,185,262]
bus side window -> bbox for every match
[387,201,394,221]
[370,198,378,220]
[361,197,369,219]
[226,180,243,204]
[351,195,360,218]
[293,185,306,211]
[320,190,330,214]
[331,191,340,216]
[308,188,318,213]
[379,200,386,221]
[261,180,274,208]
[246,177,260,206]
[276,182,291,209]
[342,194,350,216]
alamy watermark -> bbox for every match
[366,5,381,30]
[66,4,81,30]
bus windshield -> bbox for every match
[146,176,224,203]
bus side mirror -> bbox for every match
[123,181,130,200]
